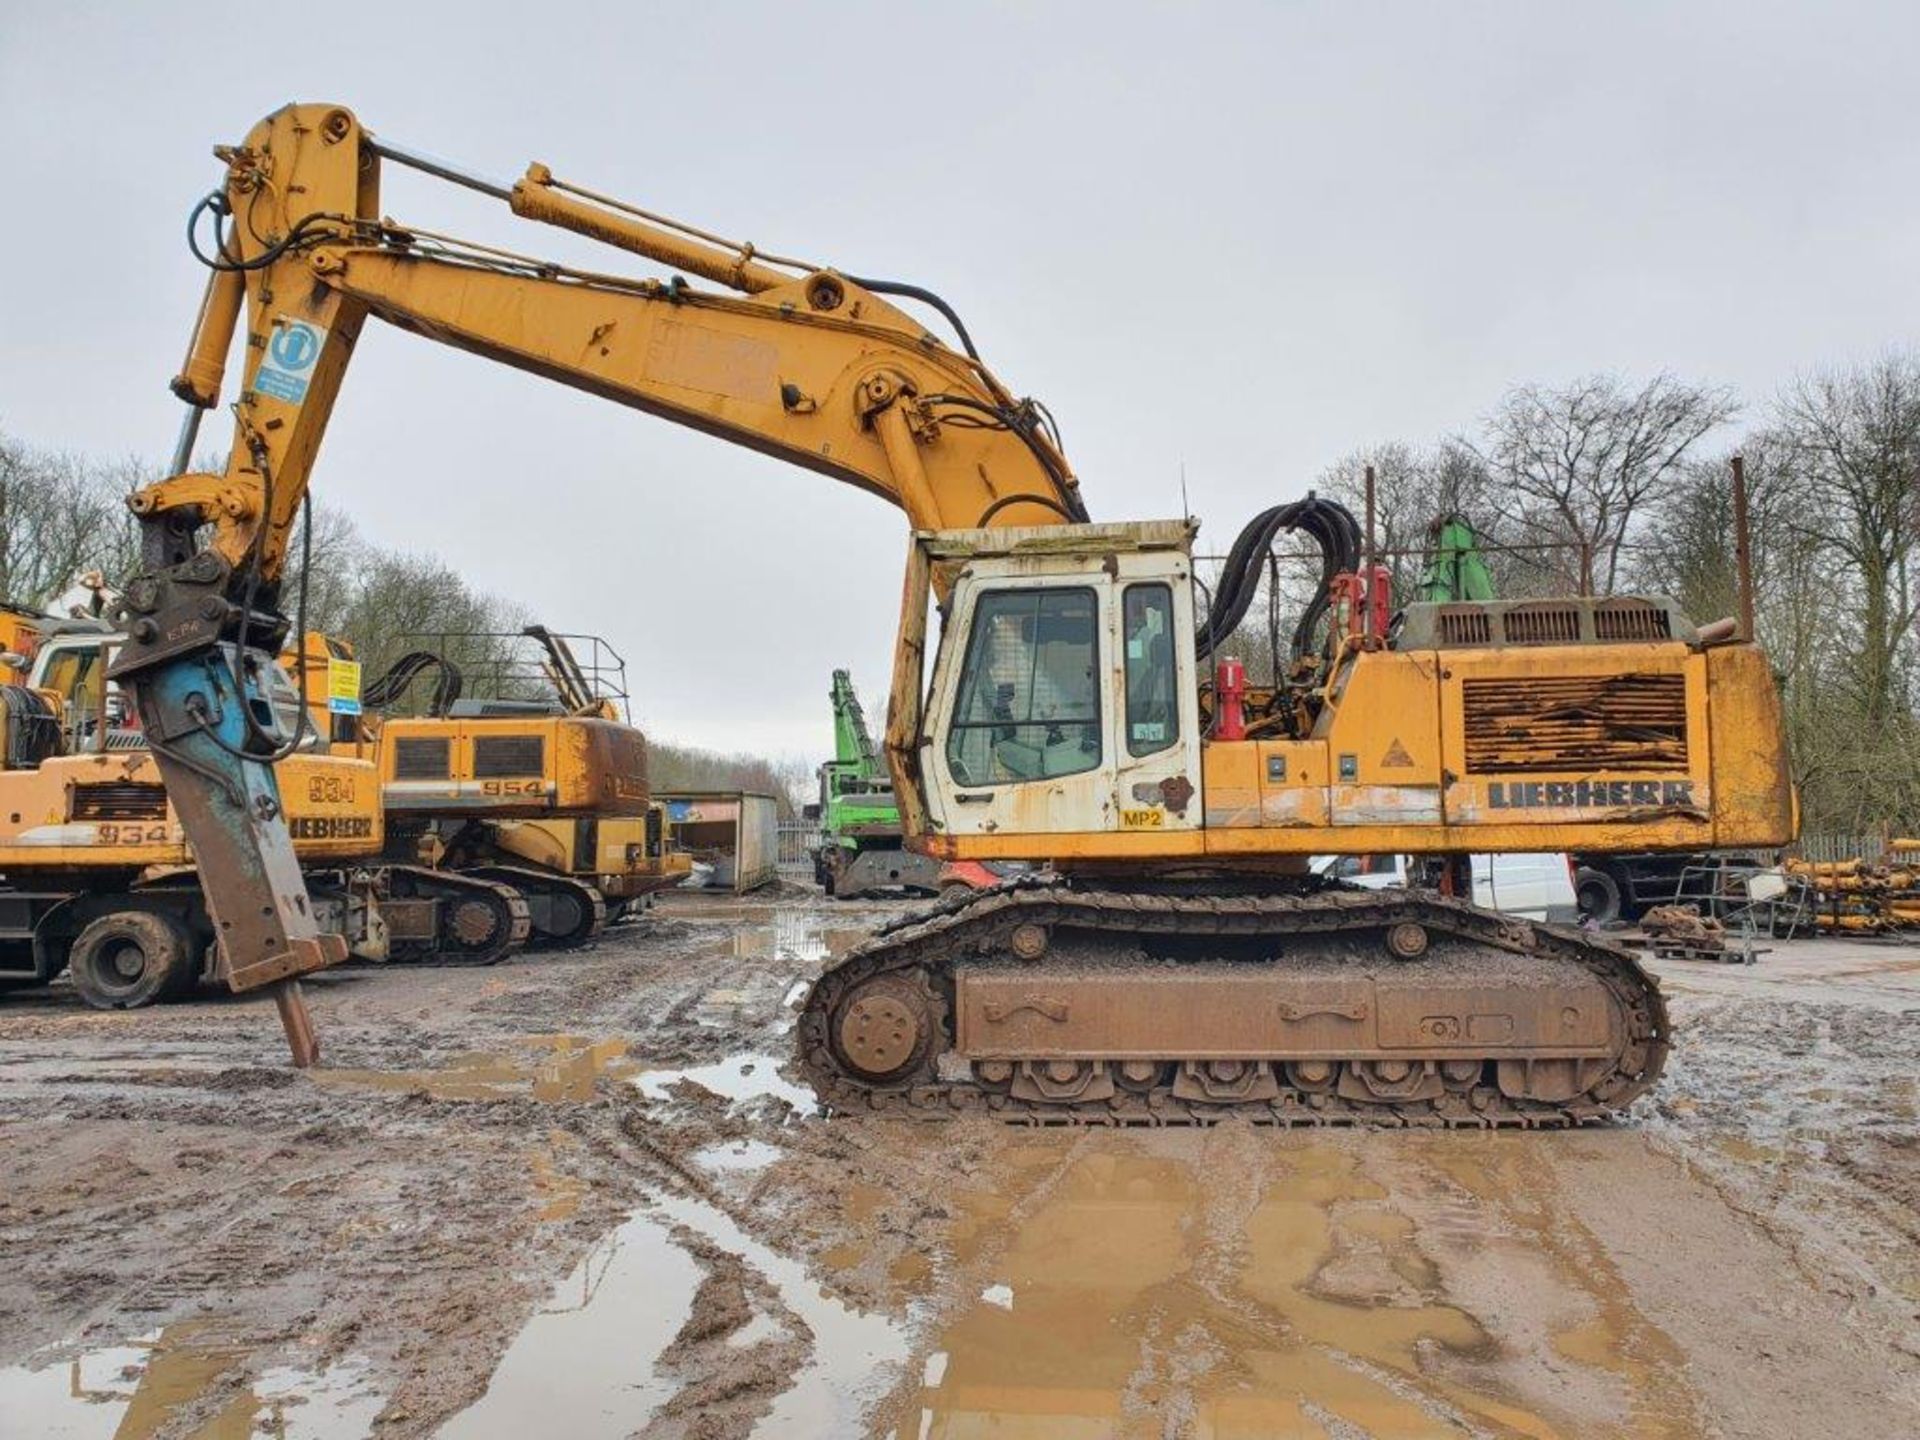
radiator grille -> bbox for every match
[1437,607,1493,646]
[70,782,168,821]
[1504,603,1582,646]
[1593,599,1673,642]
[393,737,451,779]
[1462,673,1689,774]
[473,735,545,778]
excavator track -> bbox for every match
[385,867,532,966]
[461,865,607,950]
[796,877,1667,1127]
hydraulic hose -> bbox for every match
[1196,495,1361,662]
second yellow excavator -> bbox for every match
[110,104,1794,1119]
[286,626,688,942]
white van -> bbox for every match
[1312,853,1579,924]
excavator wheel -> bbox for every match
[67,911,194,1011]
[433,879,527,965]
[830,971,945,1084]
[797,876,1670,1127]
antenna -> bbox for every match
[1179,461,1191,521]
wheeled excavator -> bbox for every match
[111,104,1795,1118]
[287,626,689,940]
[0,606,545,1011]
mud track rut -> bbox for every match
[797,878,1669,1126]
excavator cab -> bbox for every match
[914,522,1203,844]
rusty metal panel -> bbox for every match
[954,961,1619,1061]
[378,898,439,940]
[1461,673,1688,774]
[1372,983,1614,1051]
[1705,644,1797,848]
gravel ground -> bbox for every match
[0,893,1915,1439]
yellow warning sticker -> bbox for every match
[327,658,362,715]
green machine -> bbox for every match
[1417,514,1497,603]
[812,669,947,898]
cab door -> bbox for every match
[1106,575,1202,834]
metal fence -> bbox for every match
[777,822,821,874]
[1790,835,1912,864]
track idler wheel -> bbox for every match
[831,973,942,1084]
[436,883,523,966]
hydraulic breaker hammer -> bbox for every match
[107,500,339,1067]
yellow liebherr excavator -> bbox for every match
[286,626,688,940]
[113,104,1794,1120]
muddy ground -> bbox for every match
[1,891,1916,1439]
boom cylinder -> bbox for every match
[509,165,792,293]
[170,266,246,408]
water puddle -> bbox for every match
[1708,1135,1785,1166]
[438,1207,703,1438]
[315,1034,637,1102]
[725,914,871,965]
[0,1320,381,1438]
[655,1190,909,1435]
[444,1183,908,1438]
[895,1139,1689,1440]
[1416,1138,1700,1438]
[693,1138,784,1173]
[529,1134,589,1222]
[631,1051,817,1111]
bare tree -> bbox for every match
[1473,375,1737,595]
[1321,440,1504,604]
[0,433,138,609]
[1771,353,1920,728]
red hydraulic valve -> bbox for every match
[1214,657,1247,741]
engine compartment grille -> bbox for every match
[473,734,546,778]
[1462,673,1689,774]
[1503,604,1582,646]
[1593,599,1674,642]
[1436,607,1493,646]
[69,782,169,822]
[393,737,451,780]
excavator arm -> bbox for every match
[110,103,1085,1061]
[143,104,1083,581]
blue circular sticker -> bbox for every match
[270,322,319,372]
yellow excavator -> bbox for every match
[285,626,688,941]
[111,103,1794,1119]
[0,605,378,1019]
[0,605,554,1020]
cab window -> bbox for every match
[946,588,1100,786]
[1123,584,1177,757]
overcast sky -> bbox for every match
[2,3,1915,762]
